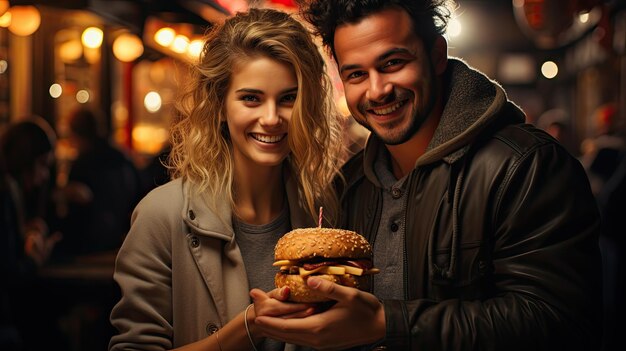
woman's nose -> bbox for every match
[259,103,282,126]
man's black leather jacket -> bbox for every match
[339,60,603,350]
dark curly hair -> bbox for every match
[297,0,455,58]
[1,116,55,181]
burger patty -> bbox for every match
[279,258,373,273]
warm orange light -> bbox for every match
[154,27,175,47]
[0,1,9,17]
[0,11,10,27]
[187,39,203,59]
[8,6,41,36]
[170,34,189,54]
[112,33,144,62]
[82,27,103,49]
[59,39,83,62]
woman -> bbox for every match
[109,8,344,351]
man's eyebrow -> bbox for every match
[379,48,412,61]
[339,48,413,75]
[339,63,361,75]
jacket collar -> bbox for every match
[181,164,313,240]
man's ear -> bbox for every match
[430,35,448,75]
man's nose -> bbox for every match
[366,73,393,102]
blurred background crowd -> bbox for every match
[1,0,625,350]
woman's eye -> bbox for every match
[281,94,297,103]
[241,95,259,102]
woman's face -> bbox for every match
[225,56,297,171]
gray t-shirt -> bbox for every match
[234,206,290,292]
[372,146,408,300]
[234,207,312,351]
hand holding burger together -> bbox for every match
[273,227,380,303]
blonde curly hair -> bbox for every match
[169,8,344,224]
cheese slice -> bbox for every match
[364,268,380,275]
[298,266,346,276]
[273,259,297,267]
[338,265,364,276]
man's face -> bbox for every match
[334,7,437,145]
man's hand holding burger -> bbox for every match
[250,278,385,350]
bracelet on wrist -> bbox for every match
[244,303,259,351]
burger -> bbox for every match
[273,227,380,303]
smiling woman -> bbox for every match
[225,57,296,171]
[109,7,346,351]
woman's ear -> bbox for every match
[430,36,448,75]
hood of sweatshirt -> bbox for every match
[361,58,526,185]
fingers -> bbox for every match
[25,233,45,253]
[255,314,319,335]
[278,307,315,319]
[306,276,355,302]
[250,288,289,302]
[249,288,270,302]
[267,286,290,301]
[250,288,312,318]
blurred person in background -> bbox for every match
[580,102,626,351]
[0,117,63,265]
[109,8,345,351]
[580,103,624,196]
[58,107,141,257]
[137,143,171,198]
[1,117,64,350]
[536,108,577,156]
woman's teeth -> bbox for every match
[371,101,405,115]
[251,133,286,143]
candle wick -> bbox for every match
[318,206,323,228]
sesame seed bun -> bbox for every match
[274,227,373,261]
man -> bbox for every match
[252,1,602,350]
[59,108,141,256]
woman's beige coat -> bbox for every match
[109,174,312,350]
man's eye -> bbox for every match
[383,59,404,68]
[346,71,365,80]
[381,59,408,72]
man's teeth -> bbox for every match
[371,101,405,115]
[251,134,285,143]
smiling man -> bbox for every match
[251,1,604,350]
